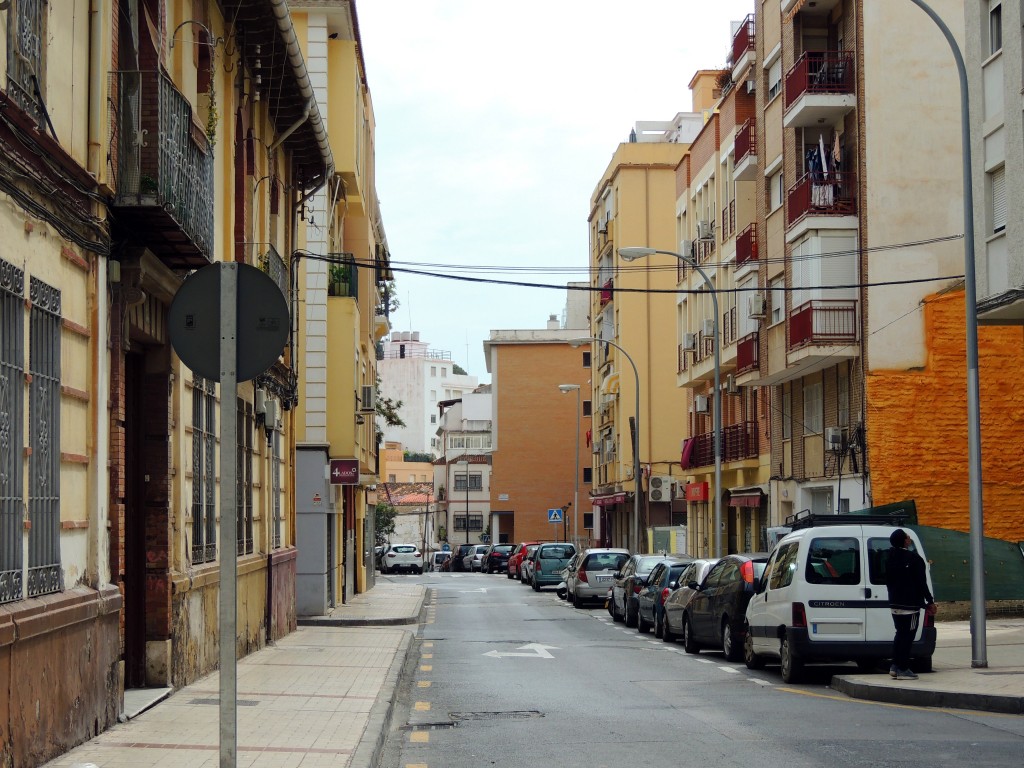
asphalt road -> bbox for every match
[379,571,1024,768]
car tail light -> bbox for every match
[661,588,670,604]
[792,602,807,628]
[924,610,935,629]
[414,552,420,557]
[578,570,589,584]
[740,560,755,583]
[633,584,643,594]
[387,553,397,558]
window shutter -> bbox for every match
[991,166,1006,233]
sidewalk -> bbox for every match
[831,618,1024,714]
[43,581,426,768]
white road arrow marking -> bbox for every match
[482,643,559,660]
[459,588,488,594]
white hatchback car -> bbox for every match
[382,544,422,575]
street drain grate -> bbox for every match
[449,710,544,721]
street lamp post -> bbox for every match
[569,337,641,553]
[558,384,581,547]
[619,246,722,559]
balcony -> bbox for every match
[721,201,736,240]
[600,278,613,307]
[788,299,858,350]
[783,51,855,129]
[730,14,756,80]
[328,260,358,298]
[736,223,758,268]
[687,421,760,469]
[787,171,856,229]
[734,119,757,181]
[109,70,215,268]
[737,331,759,374]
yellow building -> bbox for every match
[586,124,692,552]
[381,442,434,484]
[291,2,391,611]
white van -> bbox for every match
[743,519,936,683]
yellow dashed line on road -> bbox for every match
[410,731,430,743]
[414,701,431,711]
[420,665,432,672]
[417,681,432,688]
[422,653,433,659]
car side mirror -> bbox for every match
[687,580,699,590]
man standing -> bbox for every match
[885,528,937,680]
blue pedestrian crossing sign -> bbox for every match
[547,508,563,523]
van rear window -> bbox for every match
[867,537,919,585]
[540,546,573,559]
[805,537,860,585]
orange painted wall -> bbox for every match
[491,343,592,545]
[866,291,1024,543]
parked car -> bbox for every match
[374,545,387,571]
[463,544,490,572]
[451,543,477,572]
[663,559,718,643]
[482,543,515,573]
[381,544,423,575]
[564,548,630,608]
[507,541,542,580]
[430,551,451,572]
[610,554,673,627]
[743,521,936,683]
[635,558,692,636]
[674,552,769,661]
[519,544,542,583]
[530,543,576,590]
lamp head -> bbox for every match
[618,246,657,261]
[558,384,580,393]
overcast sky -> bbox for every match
[356,1,756,380]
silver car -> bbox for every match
[565,548,631,607]
[463,544,490,572]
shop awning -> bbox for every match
[600,373,620,396]
[727,484,767,508]
[593,492,627,507]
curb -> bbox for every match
[350,629,415,768]
[830,676,1024,715]
[297,615,420,627]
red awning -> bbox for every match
[728,493,763,508]
[593,492,627,507]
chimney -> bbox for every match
[547,314,559,330]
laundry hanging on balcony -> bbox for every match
[806,134,836,208]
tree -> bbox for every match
[404,451,432,463]
[453,363,467,375]
[374,501,397,546]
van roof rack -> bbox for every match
[785,510,912,530]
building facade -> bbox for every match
[434,392,493,547]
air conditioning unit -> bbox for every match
[697,220,713,240]
[748,293,766,319]
[592,442,601,455]
[682,332,697,352]
[680,239,693,258]
[360,385,376,412]
[702,319,716,338]
[746,79,756,94]
[693,395,710,414]
[726,374,740,395]
[649,475,676,503]
[825,426,845,450]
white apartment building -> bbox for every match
[378,331,479,455]
[434,391,495,546]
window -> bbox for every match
[448,434,492,450]
[236,399,254,556]
[989,0,1003,56]
[430,390,436,401]
[454,473,483,491]
[990,165,1006,233]
[767,57,782,101]
[431,366,436,376]
[868,536,919,585]
[0,260,25,604]
[192,376,217,564]
[6,0,47,127]
[781,387,792,440]
[388,474,396,483]
[454,514,484,532]
[441,368,447,377]
[770,277,785,326]
[806,537,859,585]
[768,542,799,590]
[803,380,823,434]
[583,467,593,483]
[27,277,62,597]
[769,170,784,211]
[430,414,436,424]
[272,428,282,548]
[583,400,592,417]
[582,351,591,368]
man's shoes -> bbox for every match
[889,665,898,678]
[896,668,919,680]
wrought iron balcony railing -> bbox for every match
[689,420,760,468]
[788,299,858,349]
[784,51,855,110]
[730,14,756,68]
[737,331,759,374]
[735,118,756,165]
[736,223,758,267]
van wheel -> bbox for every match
[912,655,933,673]
[780,637,804,684]
[682,616,700,654]
[722,619,742,662]
[744,632,765,670]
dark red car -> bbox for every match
[506,541,541,580]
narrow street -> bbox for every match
[381,573,1024,768]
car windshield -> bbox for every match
[540,546,573,559]
[585,553,629,571]
[636,556,665,574]
[393,546,416,553]
[494,545,514,554]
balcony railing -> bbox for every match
[600,278,613,307]
[328,260,358,298]
[736,223,758,267]
[695,235,716,263]
[788,299,858,349]
[785,51,854,110]
[730,14,756,68]
[735,118,756,165]
[737,331,759,374]
[110,70,215,268]
[259,246,290,302]
[689,421,760,468]
[722,306,738,347]
[787,171,856,227]
[678,343,688,373]
[721,200,736,240]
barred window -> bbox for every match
[453,514,484,532]
[272,428,282,549]
[236,399,253,556]
[192,377,217,564]
[453,473,482,491]
[27,276,62,597]
[0,261,26,604]
[6,0,48,128]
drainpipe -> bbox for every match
[268,97,312,155]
